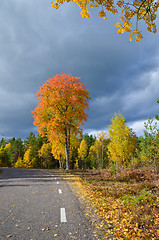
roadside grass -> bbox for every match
[62,168,159,239]
[0,169,2,174]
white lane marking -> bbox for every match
[58,189,62,194]
[57,181,59,184]
[0,178,53,182]
[60,208,67,222]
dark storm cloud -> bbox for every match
[0,0,159,138]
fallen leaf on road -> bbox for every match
[28,227,31,230]
[7,235,12,238]
[54,234,58,237]
[46,227,50,231]
[1,222,5,224]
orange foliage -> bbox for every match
[32,73,90,169]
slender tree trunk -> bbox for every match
[65,144,69,170]
[65,127,70,170]
[102,142,104,169]
[59,154,62,168]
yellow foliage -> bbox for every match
[14,157,25,168]
[38,143,52,159]
[51,139,65,160]
[98,10,106,19]
[23,147,33,168]
[4,142,11,151]
[78,139,88,161]
[51,0,159,41]
[108,113,137,167]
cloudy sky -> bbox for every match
[0,0,159,140]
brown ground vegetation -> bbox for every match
[63,168,159,239]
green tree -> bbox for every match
[0,142,11,167]
[96,131,109,168]
[24,132,44,168]
[8,138,24,167]
[139,118,159,172]
[87,132,109,169]
[81,133,96,149]
[155,98,159,120]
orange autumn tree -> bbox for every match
[32,73,90,170]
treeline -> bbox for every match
[0,133,58,169]
[0,113,158,171]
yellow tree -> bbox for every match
[38,143,53,168]
[88,144,96,168]
[51,0,159,41]
[78,139,88,169]
[51,138,66,168]
[88,132,109,169]
[51,132,80,168]
[14,157,25,168]
[89,131,109,168]
[23,147,32,168]
[96,131,109,168]
[108,113,137,168]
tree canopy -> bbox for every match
[32,73,90,170]
[108,113,137,167]
[51,0,159,41]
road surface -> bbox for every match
[0,168,96,240]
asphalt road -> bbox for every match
[0,168,96,240]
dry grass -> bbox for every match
[61,168,159,239]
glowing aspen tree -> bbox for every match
[23,147,32,168]
[78,139,88,169]
[32,73,90,170]
[51,0,159,41]
[96,131,108,168]
[38,143,53,168]
[51,138,66,168]
[108,113,137,167]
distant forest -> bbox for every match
[0,113,158,172]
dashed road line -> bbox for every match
[58,189,62,194]
[60,208,67,222]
